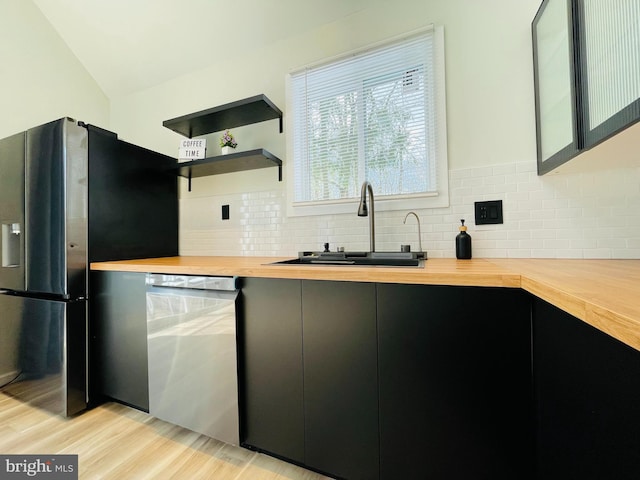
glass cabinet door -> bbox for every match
[533,0,579,174]
[579,0,640,147]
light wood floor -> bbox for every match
[0,393,333,480]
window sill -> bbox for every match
[287,191,449,217]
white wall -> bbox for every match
[0,0,109,138]
[111,0,640,259]
[110,0,541,167]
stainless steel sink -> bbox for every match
[270,251,426,267]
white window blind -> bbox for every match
[290,27,444,207]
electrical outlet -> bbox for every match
[475,200,503,225]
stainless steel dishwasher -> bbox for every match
[146,274,239,445]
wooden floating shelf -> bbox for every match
[176,148,282,191]
[163,94,283,138]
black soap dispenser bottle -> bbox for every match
[456,219,472,259]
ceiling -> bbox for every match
[32,0,375,97]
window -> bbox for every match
[287,26,448,216]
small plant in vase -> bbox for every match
[220,130,238,154]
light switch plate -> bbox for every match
[475,200,503,225]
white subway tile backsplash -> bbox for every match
[492,164,516,176]
[179,162,640,259]
[461,176,484,187]
[554,249,584,259]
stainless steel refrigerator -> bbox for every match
[0,117,178,417]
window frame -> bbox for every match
[285,25,449,217]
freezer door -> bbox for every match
[0,292,87,417]
[25,119,88,298]
[0,131,26,292]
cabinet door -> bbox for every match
[378,284,533,480]
[533,0,579,173]
[533,0,640,174]
[90,271,149,411]
[302,280,379,480]
[533,298,640,480]
[579,0,640,148]
[237,278,305,464]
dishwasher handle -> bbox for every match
[145,274,237,292]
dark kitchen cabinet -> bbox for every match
[240,279,534,480]
[576,1,640,150]
[533,298,640,480]
[377,284,533,480]
[532,0,640,174]
[239,278,378,479]
[237,277,305,464]
[90,271,149,411]
[302,280,378,480]
[532,0,579,173]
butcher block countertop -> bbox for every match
[91,256,640,352]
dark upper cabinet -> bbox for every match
[87,125,179,262]
[377,284,533,480]
[532,0,579,173]
[532,0,640,174]
[577,1,640,149]
[533,298,640,480]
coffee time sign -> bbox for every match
[178,139,207,160]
